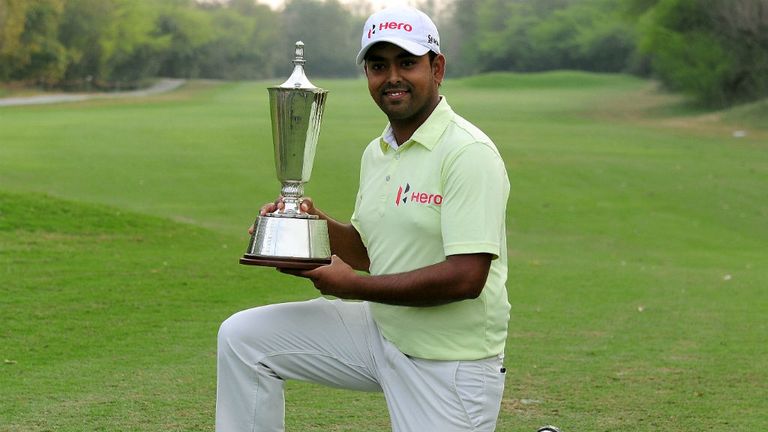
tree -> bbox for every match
[195,2,279,80]
[58,0,166,86]
[528,0,635,72]
[710,0,768,103]
[101,0,168,83]
[446,0,634,74]
[1,0,66,83]
[636,0,768,106]
[0,0,29,80]
[277,0,362,78]
[155,2,215,79]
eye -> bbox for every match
[368,62,385,72]
[401,59,416,68]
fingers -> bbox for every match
[258,205,273,216]
[253,196,318,238]
[252,196,285,234]
[276,267,312,278]
[259,203,277,216]
[259,196,285,216]
[276,256,333,278]
[300,197,314,214]
[258,196,317,216]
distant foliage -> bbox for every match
[0,0,765,106]
[277,0,362,78]
[445,0,767,106]
[634,0,768,106]
[0,0,68,85]
[443,0,635,76]
[0,0,358,89]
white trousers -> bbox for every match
[216,297,506,432]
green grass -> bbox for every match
[1,74,767,431]
[459,70,643,90]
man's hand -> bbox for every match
[249,196,371,273]
[279,253,491,307]
[259,196,284,216]
[248,197,283,235]
[280,255,361,299]
[249,196,317,235]
[305,255,360,298]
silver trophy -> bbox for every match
[240,41,331,269]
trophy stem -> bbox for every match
[280,182,304,215]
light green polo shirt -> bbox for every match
[351,97,510,360]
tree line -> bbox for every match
[0,0,365,89]
[0,0,765,106]
[445,0,767,107]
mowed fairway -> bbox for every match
[1,73,766,431]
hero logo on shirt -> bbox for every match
[395,183,443,206]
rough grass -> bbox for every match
[0,191,325,431]
[723,98,768,129]
[1,73,766,431]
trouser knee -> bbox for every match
[218,306,282,360]
[217,309,258,354]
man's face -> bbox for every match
[364,43,445,125]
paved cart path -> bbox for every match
[0,79,186,107]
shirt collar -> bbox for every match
[378,97,452,153]
[382,125,398,151]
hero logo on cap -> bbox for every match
[368,22,414,39]
[356,6,441,64]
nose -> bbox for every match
[386,65,402,85]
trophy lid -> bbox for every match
[277,41,322,90]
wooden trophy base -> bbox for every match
[240,254,331,270]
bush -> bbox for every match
[637,0,768,106]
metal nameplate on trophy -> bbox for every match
[240,41,332,270]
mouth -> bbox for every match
[382,87,410,100]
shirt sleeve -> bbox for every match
[350,145,371,247]
[350,189,367,247]
[440,142,509,258]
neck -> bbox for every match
[390,96,441,145]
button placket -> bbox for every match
[378,151,400,214]
[385,150,401,184]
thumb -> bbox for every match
[300,197,315,214]
[329,254,348,267]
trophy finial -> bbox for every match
[293,41,306,66]
[278,41,319,89]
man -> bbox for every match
[216,6,510,432]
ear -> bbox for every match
[432,54,446,86]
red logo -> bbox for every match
[369,21,413,39]
[395,183,443,206]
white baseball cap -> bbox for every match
[356,6,441,64]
